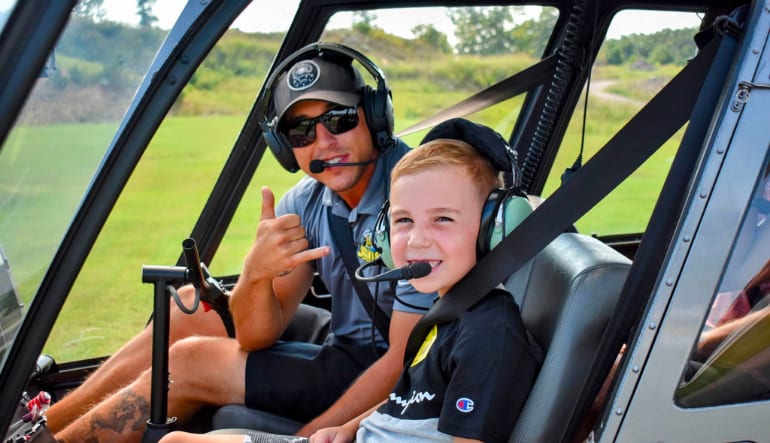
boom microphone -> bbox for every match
[355,261,432,283]
[309,159,375,173]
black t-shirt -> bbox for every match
[366,289,540,442]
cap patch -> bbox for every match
[287,60,320,91]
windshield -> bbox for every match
[0,1,14,32]
[0,1,182,365]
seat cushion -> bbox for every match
[211,406,303,435]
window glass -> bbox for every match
[323,6,558,146]
[544,9,701,236]
[0,2,180,363]
[39,1,277,362]
[201,1,300,276]
[0,0,15,32]
[48,1,299,362]
[676,160,770,408]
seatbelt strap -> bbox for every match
[327,209,391,342]
[404,36,722,364]
[396,55,558,137]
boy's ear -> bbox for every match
[477,189,533,258]
[373,200,395,269]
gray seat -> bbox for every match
[272,303,331,345]
[505,233,631,443]
[212,407,303,435]
[212,233,631,440]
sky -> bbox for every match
[101,0,702,41]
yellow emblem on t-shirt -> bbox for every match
[411,325,437,367]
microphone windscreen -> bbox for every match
[405,262,432,279]
[309,160,325,173]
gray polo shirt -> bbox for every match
[276,139,434,347]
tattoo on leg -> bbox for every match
[88,389,150,436]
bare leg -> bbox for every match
[160,431,244,443]
[46,285,229,432]
[55,335,247,443]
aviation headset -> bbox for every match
[373,118,533,269]
[259,42,394,172]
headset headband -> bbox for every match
[259,42,394,172]
[259,42,389,126]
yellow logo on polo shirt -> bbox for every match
[357,228,379,262]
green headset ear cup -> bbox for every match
[478,189,533,257]
[373,201,395,269]
[488,194,533,251]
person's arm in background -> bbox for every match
[696,305,770,361]
[296,310,422,436]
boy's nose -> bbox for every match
[408,227,431,248]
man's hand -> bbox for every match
[242,186,329,283]
[230,186,330,349]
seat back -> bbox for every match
[504,233,631,443]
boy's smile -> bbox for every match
[389,165,484,296]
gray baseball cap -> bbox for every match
[273,56,364,125]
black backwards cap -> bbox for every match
[421,118,521,187]
[273,55,365,126]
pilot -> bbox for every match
[52,43,432,443]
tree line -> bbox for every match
[21,5,698,124]
[376,7,697,65]
[55,6,697,88]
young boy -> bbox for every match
[160,124,540,443]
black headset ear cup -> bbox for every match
[361,84,394,149]
[477,188,533,257]
[261,118,300,173]
[373,201,394,269]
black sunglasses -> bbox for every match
[281,106,360,148]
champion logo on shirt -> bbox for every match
[456,397,475,413]
[390,390,437,414]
